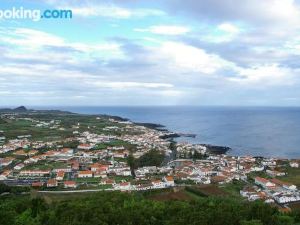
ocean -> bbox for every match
[37,106,300,158]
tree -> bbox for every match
[137,149,164,167]
[127,154,136,178]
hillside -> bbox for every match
[0,118,7,124]
[0,191,298,225]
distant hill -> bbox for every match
[14,106,27,112]
[0,106,76,115]
[0,106,28,113]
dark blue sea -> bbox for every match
[37,106,300,158]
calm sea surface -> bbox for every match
[37,106,300,158]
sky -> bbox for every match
[1,0,300,106]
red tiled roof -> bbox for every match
[78,170,92,175]
[255,177,269,184]
[64,181,76,185]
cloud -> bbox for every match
[92,81,173,89]
[158,41,234,74]
[135,25,190,35]
[229,64,298,86]
[0,27,182,105]
[1,21,300,106]
[163,0,300,48]
[166,0,300,27]
[217,23,239,34]
[0,28,124,62]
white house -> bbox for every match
[47,179,58,187]
[56,171,65,181]
[115,182,131,191]
[163,176,175,187]
[0,170,11,180]
[14,163,25,170]
[251,165,265,172]
[255,177,275,188]
[290,162,299,168]
[64,181,77,188]
[78,170,93,178]
[271,179,297,191]
[266,170,285,177]
[151,180,165,189]
[20,170,51,177]
[274,193,300,203]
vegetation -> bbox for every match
[127,154,136,178]
[137,149,165,167]
[93,140,135,151]
[186,185,229,197]
[127,149,164,177]
[0,118,7,124]
[278,167,300,188]
[0,183,30,195]
[220,180,247,198]
[0,191,300,225]
[0,112,126,142]
[22,161,66,171]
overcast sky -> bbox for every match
[1,0,300,106]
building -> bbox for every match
[100,178,115,185]
[32,182,44,187]
[90,163,109,172]
[151,180,165,189]
[56,171,65,181]
[163,176,175,187]
[78,170,93,178]
[20,170,51,177]
[64,181,77,188]
[211,175,228,184]
[47,179,58,187]
[71,161,80,170]
[290,161,299,168]
[115,182,131,191]
[274,193,300,203]
[266,170,285,177]
[0,170,11,180]
[255,177,275,188]
[271,178,297,191]
[78,144,94,150]
[0,157,15,167]
[14,163,25,170]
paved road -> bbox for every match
[38,189,114,193]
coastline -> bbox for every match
[2,107,300,209]
[3,106,296,158]
[36,105,300,159]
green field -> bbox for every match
[74,177,101,183]
[0,112,128,142]
[22,161,67,171]
[278,167,300,187]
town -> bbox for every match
[1,109,300,212]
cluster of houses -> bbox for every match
[22,160,175,191]
[0,113,300,205]
[0,114,180,191]
[169,155,265,185]
[239,176,300,204]
[169,155,300,205]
